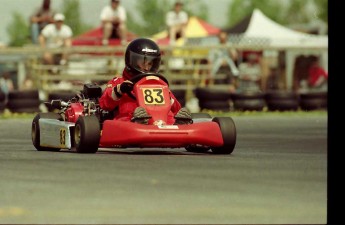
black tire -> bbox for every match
[265,91,299,111]
[300,92,327,99]
[199,100,231,111]
[233,99,265,111]
[266,99,299,111]
[32,112,63,151]
[0,91,5,101]
[74,115,100,153]
[211,117,236,154]
[0,102,6,112]
[231,91,265,100]
[300,98,327,111]
[195,87,232,101]
[299,92,327,110]
[8,90,39,100]
[7,99,41,109]
[231,91,266,111]
[7,90,41,113]
[265,91,299,101]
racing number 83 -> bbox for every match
[142,88,165,105]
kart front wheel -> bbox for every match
[32,112,63,151]
[211,117,236,154]
[74,115,100,153]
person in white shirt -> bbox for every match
[237,53,262,92]
[100,0,127,45]
[39,13,73,65]
[165,1,188,45]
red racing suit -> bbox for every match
[99,69,182,123]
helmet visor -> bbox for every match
[128,51,161,74]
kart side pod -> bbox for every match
[38,118,75,149]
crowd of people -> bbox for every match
[28,0,191,48]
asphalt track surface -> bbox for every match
[0,114,327,224]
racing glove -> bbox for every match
[114,80,134,97]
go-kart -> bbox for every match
[32,73,236,154]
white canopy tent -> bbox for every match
[240,9,328,90]
[241,9,328,48]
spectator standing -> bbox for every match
[100,0,127,46]
[207,31,239,92]
[30,0,55,44]
[39,13,73,66]
[166,1,188,45]
[307,56,328,91]
[0,72,15,104]
[237,53,262,92]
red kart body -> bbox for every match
[32,74,236,154]
[100,120,223,148]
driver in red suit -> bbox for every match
[99,37,191,125]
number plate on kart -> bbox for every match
[142,88,165,105]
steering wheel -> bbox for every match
[129,73,169,86]
[126,73,169,100]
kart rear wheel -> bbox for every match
[211,117,236,154]
[74,115,100,153]
[32,112,63,151]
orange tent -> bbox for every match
[72,26,137,46]
[152,16,221,45]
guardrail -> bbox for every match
[1,44,328,96]
[16,45,236,94]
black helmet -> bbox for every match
[125,38,161,77]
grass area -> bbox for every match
[0,108,327,120]
[0,110,39,119]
